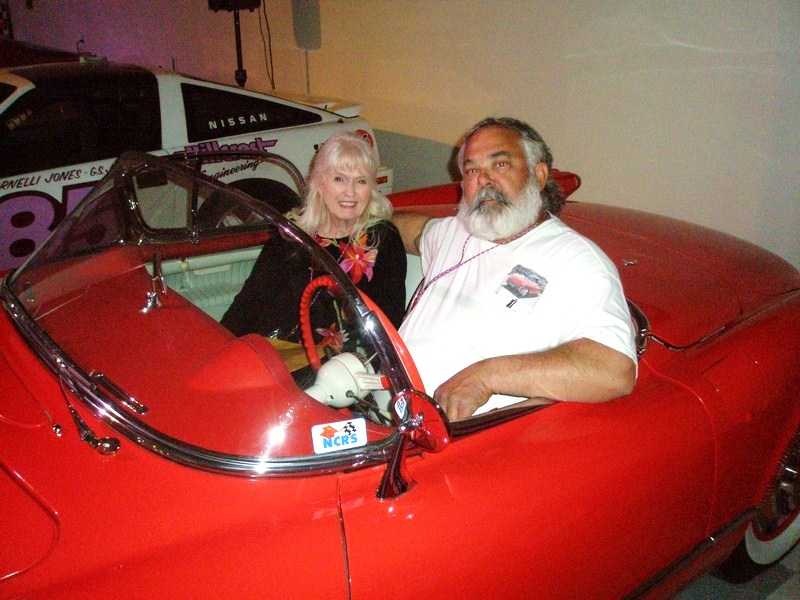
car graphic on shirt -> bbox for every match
[503,264,548,298]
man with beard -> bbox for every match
[395,117,637,420]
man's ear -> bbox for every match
[533,162,549,190]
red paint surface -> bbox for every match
[2,175,800,597]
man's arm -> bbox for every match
[391,211,433,255]
[433,338,637,421]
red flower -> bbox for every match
[339,234,377,284]
[315,323,344,353]
[315,233,377,284]
[315,235,334,248]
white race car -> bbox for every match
[0,58,391,271]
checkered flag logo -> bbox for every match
[341,421,356,435]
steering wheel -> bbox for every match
[299,275,424,389]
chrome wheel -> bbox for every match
[718,428,800,582]
[746,430,800,564]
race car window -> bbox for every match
[82,80,161,157]
[0,82,161,178]
[0,93,92,177]
[0,82,14,104]
[182,83,322,143]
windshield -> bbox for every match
[3,152,413,475]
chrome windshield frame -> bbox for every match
[1,151,413,477]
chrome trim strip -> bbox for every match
[626,299,650,357]
[625,298,727,353]
[648,326,727,351]
[92,372,149,415]
[1,287,398,477]
[623,509,757,599]
[451,403,552,438]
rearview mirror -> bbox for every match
[393,389,450,452]
[377,390,451,500]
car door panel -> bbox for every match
[339,373,714,599]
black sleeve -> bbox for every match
[357,221,407,328]
[220,238,309,339]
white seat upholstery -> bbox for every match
[405,253,423,312]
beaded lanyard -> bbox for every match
[407,215,548,313]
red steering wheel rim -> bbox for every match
[299,275,424,390]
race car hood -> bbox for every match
[564,203,800,348]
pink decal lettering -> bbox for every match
[63,182,95,215]
[0,192,63,270]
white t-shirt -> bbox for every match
[399,215,637,414]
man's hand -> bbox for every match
[432,339,636,421]
[434,360,494,420]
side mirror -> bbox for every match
[377,390,451,500]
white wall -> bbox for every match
[8,0,799,270]
[7,0,298,89]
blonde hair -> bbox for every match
[292,131,393,237]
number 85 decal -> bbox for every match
[0,183,94,271]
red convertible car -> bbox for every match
[1,151,799,598]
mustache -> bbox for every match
[470,187,512,212]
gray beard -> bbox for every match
[458,182,544,241]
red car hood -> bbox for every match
[0,350,58,580]
[391,178,799,350]
[563,203,800,348]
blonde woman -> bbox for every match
[222,131,406,338]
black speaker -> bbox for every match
[291,0,321,50]
[209,0,261,11]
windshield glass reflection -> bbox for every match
[5,152,409,471]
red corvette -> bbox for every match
[1,151,799,598]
